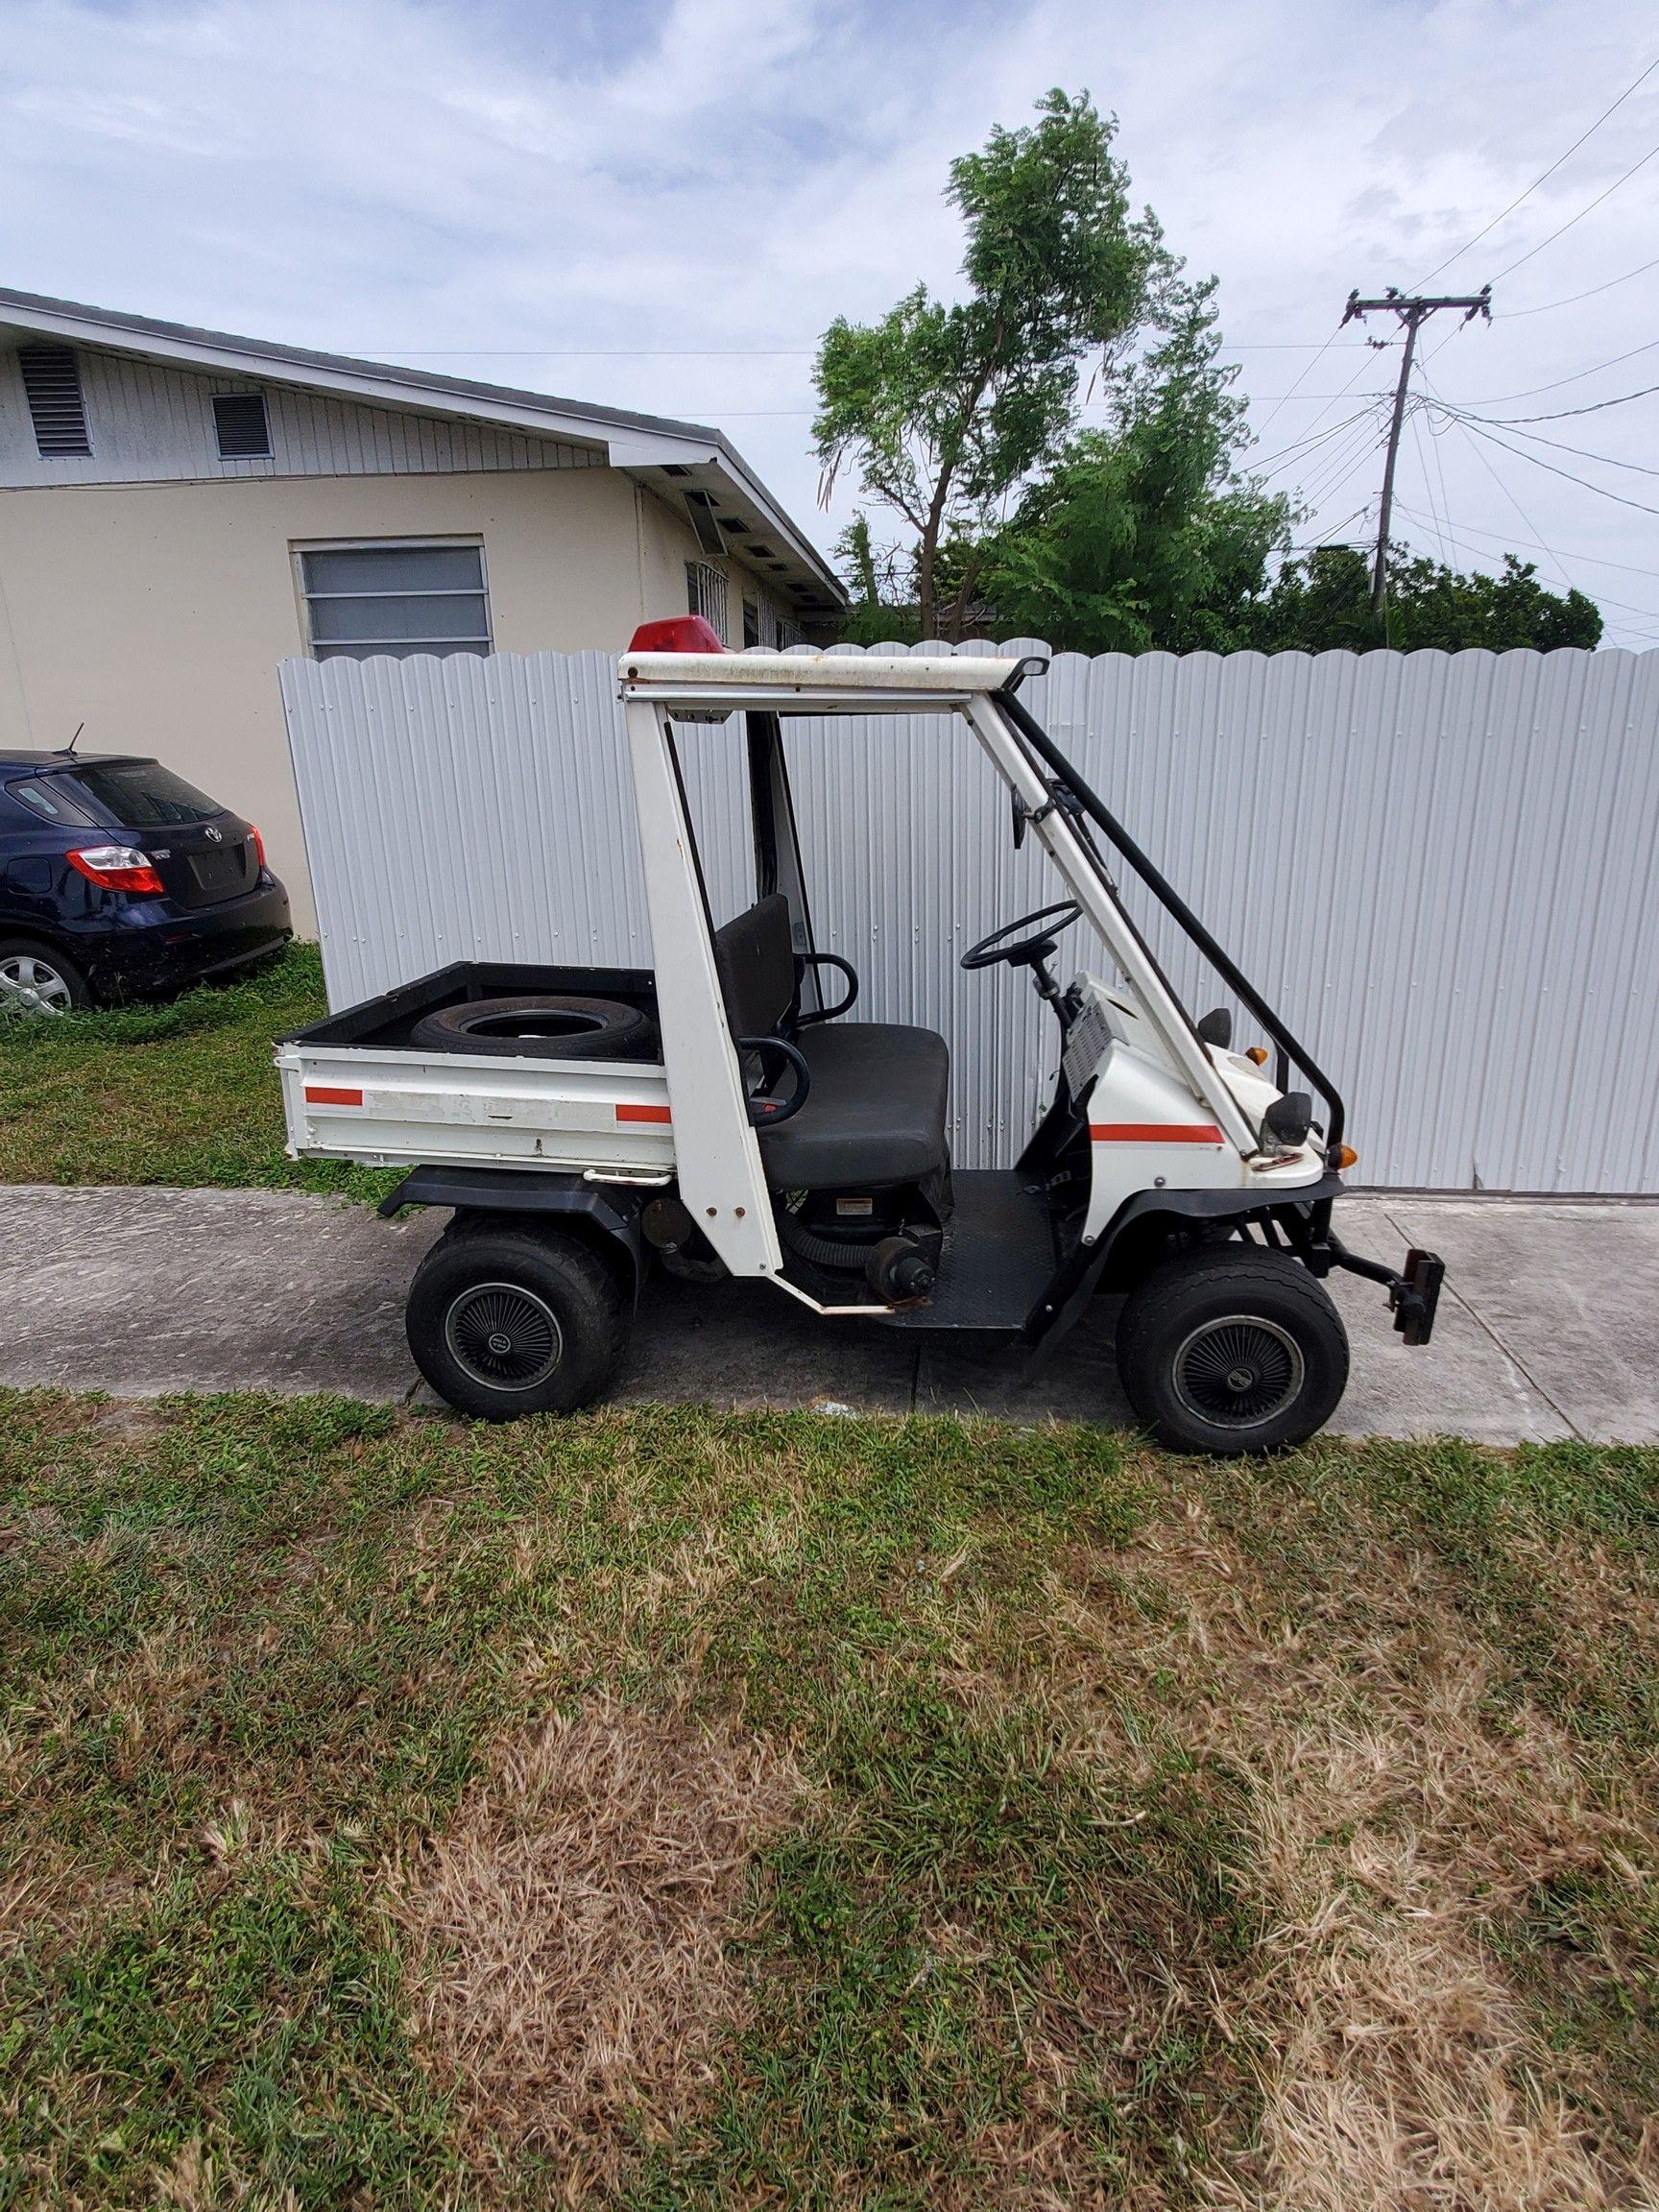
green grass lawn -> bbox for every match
[3,1394,1655,2207]
[0,947,394,1199]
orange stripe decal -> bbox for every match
[305,1084,363,1107]
[615,1102,672,1124]
[1090,1121,1224,1143]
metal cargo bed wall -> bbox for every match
[279,641,1659,1193]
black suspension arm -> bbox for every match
[996,684,1348,1162]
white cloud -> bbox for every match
[2,0,1657,638]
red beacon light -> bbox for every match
[626,615,727,654]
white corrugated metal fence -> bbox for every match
[279,641,1659,1193]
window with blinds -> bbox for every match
[298,541,492,661]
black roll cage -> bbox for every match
[992,670,1348,1187]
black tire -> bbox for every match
[0,937,90,1018]
[1116,1241,1349,1455]
[405,1221,630,1419]
[409,995,656,1061]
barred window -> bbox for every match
[685,560,730,645]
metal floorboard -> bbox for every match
[878,1169,1057,1332]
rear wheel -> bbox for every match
[0,939,88,1019]
[406,1222,630,1419]
[1116,1241,1348,1455]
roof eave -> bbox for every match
[0,286,847,609]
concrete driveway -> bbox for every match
[0,1184,1654,1443]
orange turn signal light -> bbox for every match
[1246,1046,1268,1066]
[1334,1144,1359,1170]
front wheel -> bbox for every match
[1116,1242,1349,1455]
[406,1222,630,1420]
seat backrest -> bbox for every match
[711,893,795,1039]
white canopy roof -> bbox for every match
[618,650,1037,710]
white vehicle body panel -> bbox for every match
[276,1042,676,1175]
[621,693,781,1277]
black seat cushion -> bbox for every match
[712,893,795,1039]
[757,1022,950,1190]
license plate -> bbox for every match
[189,847,244,896]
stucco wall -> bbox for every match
[632,484,794,646]
[0,466,703,931]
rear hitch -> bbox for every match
[1317,1235,1445,1347]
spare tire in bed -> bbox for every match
[410,995,658,1061]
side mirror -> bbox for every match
[1195,1007,1232,1048]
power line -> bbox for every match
[1248,322,1346,436]
[1306,431,1394,515]
[347,337,1374,360]
[1456,414,1659,519]
[1251,403,1381,478]
[1414,358,1585,603]
[1427,400,1659,476]
[1501,250,1659,317]
[1440,411,1586,601]
[1416,53,1659,284]
[1390,496,1659,581]
[1492,133,1659,279]
[1394,502,1659,628]
[1482,376,1659,424]
[1409,406,1451,562]
[1460,334,1659,406]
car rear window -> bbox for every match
[7,775,99,828]
[65,761,224,827]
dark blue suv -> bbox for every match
[0,751,291,1016]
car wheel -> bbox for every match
[405,1221,630,1419]
[0,939,88,1019]
[1116,1241,1349,1455]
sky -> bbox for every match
[2,0,1657,643]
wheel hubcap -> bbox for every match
[0,954,73,1017]
[444,1282,564,1391]
[1172,1313,1306,1431]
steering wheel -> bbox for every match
[960,900,1082,973]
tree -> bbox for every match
[978,279,1291,652]
[834,514,920,646]
[813,89,1161,640]
[1238,544,1602,652]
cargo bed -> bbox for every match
[276,961,675,1178]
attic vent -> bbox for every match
[212,391,271,459]
[684,491,725,560]
[18,346,90,457]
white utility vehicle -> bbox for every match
[277,621,1442,1454]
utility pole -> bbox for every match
[1341,285,1491,622]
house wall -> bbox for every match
[0,466,675,931]
[0,337,834,934]
[0,346,603,487]
[633,487,802,648]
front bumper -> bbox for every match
[1312,1230,1446,1345]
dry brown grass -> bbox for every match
[1089,1508,1657,2210]
[962,1482,1659,2208]
[382,1697,802,2200]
